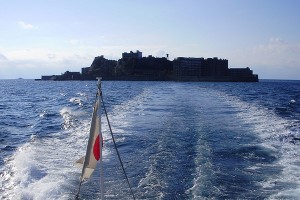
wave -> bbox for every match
[218,91,300,199]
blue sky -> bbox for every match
[1,0,300,79]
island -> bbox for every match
[38,50,258,82]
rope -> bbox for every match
[100,92,136,200]
[75,180,83,199]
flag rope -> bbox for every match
[99,85,136,200]
[75,180,82,199]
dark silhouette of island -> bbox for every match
[38,50,258,82]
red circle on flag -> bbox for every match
[93,135,100,160]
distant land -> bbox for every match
[37,50,258,82]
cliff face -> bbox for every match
[82,56,173,81]
[78,56,118,80]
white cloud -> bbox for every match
[153,49,167,58]
[269,37,286,44]
[18,21,37,30]
[0,47,96,79]
[251,37,300,67]
[47,53,56,59]
[230,37,300,70]
[67,39,81,45]
[0,53,7,60]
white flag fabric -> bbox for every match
[77,100,102,181]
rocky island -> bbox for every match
[38,50,258,82]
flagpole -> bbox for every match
[97,77,105,200]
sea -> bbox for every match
[0,79,299,200]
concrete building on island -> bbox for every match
[173,57,258,82]
[122,50,142,60]
[173,57,203,81]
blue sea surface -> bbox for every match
[0,79,300,199]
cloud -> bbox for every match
[67,39,81,45]
[224,37,300,79]
[18,21,37,30]
[250,37,300,68]
[0,48,95,79]
[0,53,8,60]
[269,37,286,44]
[153,49,167,58]
[47,53,56,59]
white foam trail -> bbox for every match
[218,92,300,199]
[102,87,151,137]
[137,141,167,199]
[186,89,225,199]
[185,88,300,199]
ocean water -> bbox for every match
[0,79,299,199]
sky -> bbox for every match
[0,0,300,80]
